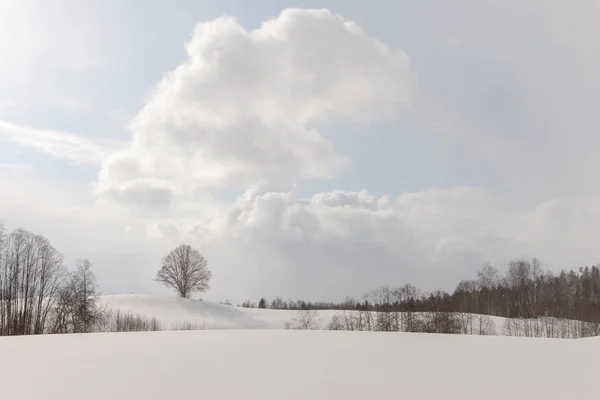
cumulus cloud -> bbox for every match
[96,8,412,207]
[219,188,509,261]
[132,187,593,300]
[4,170,599,300]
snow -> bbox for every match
[99,294,510,333]
[1,294,598,398]
[99,294,341,330]
[0,329,598,399]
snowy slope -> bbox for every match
[0,330,598,399]
[99,294,507,333]
[99,294,341,330]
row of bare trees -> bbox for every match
[328,310,496,335]
[253,259,600,337]
[451,260,600,323]
[502,317,600,338]
[0,224,101,336]
[325,285,495,335]
[259,260,600,319]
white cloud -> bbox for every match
[3,165,600,300]
[0,120,117,165]
[139,187,599,300]
[96,9,412,207]
[2,4,600,302]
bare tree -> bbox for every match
[286,309,320,330]
[328,314,344,330]
[395,283,420,332]
[477,262,498,314]
[50,258,102,334]
[477,262,499,289]
[51,280,77,334]
[328,310,375,332]
[241,299,256,308]
[507,260,534,317]
[368,286,397,331]
[155,244,212,298]
[72,259,102,333]
[0,228,65,336]
[531,258,542,316]
[98,310,162,332]
[270,297,285,309]
[454,280,478,334]
[297,309,320,330]
[474,315,496,335]
[32,234,66,334]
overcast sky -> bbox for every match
[1,0,599,302]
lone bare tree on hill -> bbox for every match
[155,244,212,298]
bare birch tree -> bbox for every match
[72,258,102,333]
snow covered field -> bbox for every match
[99,294,339,330]
[1,329,598,399]
[1,295,598,399]
[99,294,508,332]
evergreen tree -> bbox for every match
[258,298,267,309]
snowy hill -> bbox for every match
[99,294,339,330]
[99,294,600,339]
[99,294,508,333]
[1,329,598,399]
[1,294,598,399]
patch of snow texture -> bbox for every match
[0,330,598,399]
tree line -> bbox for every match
[0,224,102,335]
[247,259,600,337]
[0,223,212,337]
[250,259,600,322]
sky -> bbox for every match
[1,0,599,303]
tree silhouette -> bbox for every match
[155,245,212,298]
